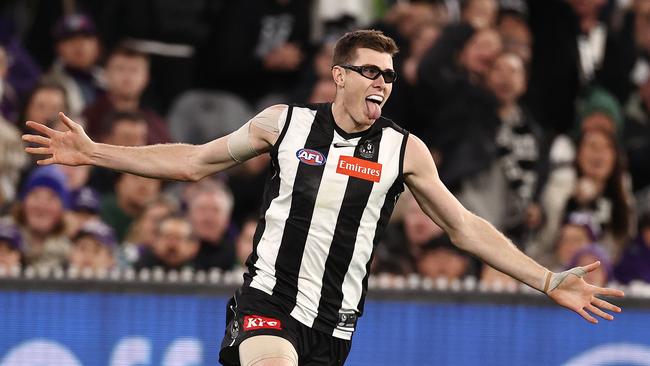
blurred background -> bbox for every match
[0,0,649,365]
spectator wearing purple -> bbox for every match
[13,166,71,270]
[536,212,601,272]
[45,13,104,117]
[135,215,199,271]
[82,45,171,145]
[0,18,41,102]
[568,244,612,287]
[66,186,101,238]
[0,46,19,123]
[0,221,23,271]
[68,220,116,272]
[614,213,650,284]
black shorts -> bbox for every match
[219,286,352,366]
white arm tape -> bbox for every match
[227,121,258,163]
[543,267,588,293]
[226,105,285,163]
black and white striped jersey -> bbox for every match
[243,103,409,340]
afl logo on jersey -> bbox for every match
[296,148,326,166]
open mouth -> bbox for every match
[365,95,383,120]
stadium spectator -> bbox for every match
[66,186,101,238]
[121,196,179,268]
[461,0,499,29]
[95,0,211,113]
[416,237,472,281]
[597,0,650,103]
[549,86,624,166]
[0,46,19,123]
[371,0,441,70]
[45,13,104,117]
[58,164,91,193]
[568,244,612,287]
[225,155,270,227]
[235,216,257,268]
[67,220,116,272]
[614,213,650,284]
[0,115,27,210]
[526,0,623,134]
[0,221,23,272]
[135,214,199,271]
[83,45,170,144]
[20,82,68,127]
[197,0,312,106]
[100,111,148,147]
[100,173,161,242]
[623,73,650,193]
[167,90,254,145]
[537,212,601,271]
[373,193,447,275]
[0,18,41,101]
[291,39,338,104]
[415,25,502,188]
[187,180,236,271]
[496,8,532,64]
[13,166,71,270]
[125,196,179,249]
[401,24,441,86]
[533,129,634,262]
[85,111,149,194]
[455,52,544,240]
[383,22,441,129]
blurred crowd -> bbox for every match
[0,0,649,289]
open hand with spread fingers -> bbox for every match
[546,261,625,324]
[22,112,95,166]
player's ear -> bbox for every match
[332,66,344,87]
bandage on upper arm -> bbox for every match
[227,105,286,163]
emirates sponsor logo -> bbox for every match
[243,315,282,331]
[336,156,382,182]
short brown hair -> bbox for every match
[106,43,149,66]
[332,30,399,66]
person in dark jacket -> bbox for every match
[614,213,650,284]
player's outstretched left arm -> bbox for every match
[402,134,624,323]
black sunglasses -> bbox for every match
[338,64,397,83]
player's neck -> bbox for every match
[331,101,371,135]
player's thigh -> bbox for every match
[239,335,298,366]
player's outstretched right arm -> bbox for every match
[22,106,285,181]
